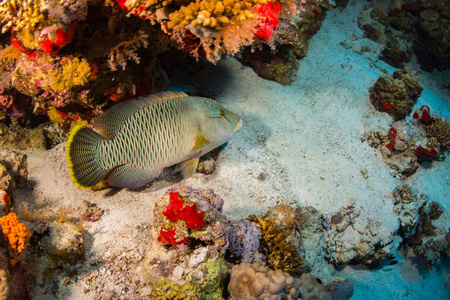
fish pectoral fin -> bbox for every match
[192,130,211,152]
[106,164,160,189]
[175,157,199,179]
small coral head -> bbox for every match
[415,146,438,160]
[162,192,206,229]
[413,105,433,124]
[39,20,77,54]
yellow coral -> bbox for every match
[45,57,92,93]
[0,0,50,34]
[151,279,202,299]
[0,212,31,266]
[249,212,303,275]
[168,0,267,31]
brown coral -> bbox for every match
[249,204,304,275]
[426,118,450,151]
[369,68,423,121]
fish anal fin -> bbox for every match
[175,157,199,179]
[106,164,162,189]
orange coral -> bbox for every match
[0,212,31,265]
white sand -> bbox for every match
[13,0,449,299]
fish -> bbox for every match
[65,91,242,189]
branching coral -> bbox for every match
[107,30,150,71]
[0,212,31,265]
[168,0,266,33]
[0,0,48,34]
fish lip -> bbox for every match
[234,118,242,132]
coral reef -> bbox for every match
[224,218,262,263]
[369,68,423,121]
[391,184,426,239]
[0,148,27,193]
[366,106,450,176]
[239,1,330,84]
[400,198,449,270]
[228,262,331,299]
[142,186,229,298]
[425,118,450,151]
[0,0,334,141]
[1,0,87,55]
[356,0,450,72]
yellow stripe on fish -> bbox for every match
[65,91,242,189]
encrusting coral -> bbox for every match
[0,212,30,265]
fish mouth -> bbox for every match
[233,118,242,132]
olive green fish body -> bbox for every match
[66,91,241,189]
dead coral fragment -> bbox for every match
[0,212,31,265]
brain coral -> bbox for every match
[228,262,331,299]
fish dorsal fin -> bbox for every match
[175,157,200,179]
[192,130,211,152]
[94,91,188,139]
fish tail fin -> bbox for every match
[66,125,108,189]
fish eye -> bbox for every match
[219,109,225,117]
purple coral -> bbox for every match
[225,219,261,263]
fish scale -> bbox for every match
[65,91,241,189]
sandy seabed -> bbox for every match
[13,0,450,299]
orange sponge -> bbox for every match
[0,212,31,265]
